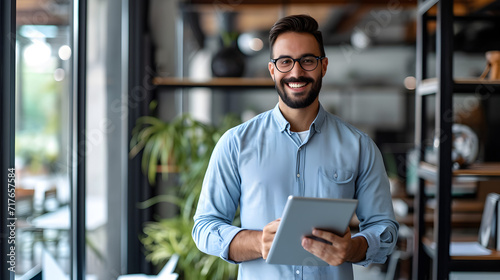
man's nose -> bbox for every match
[289,61,306,77]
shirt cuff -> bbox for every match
[352,225,395,267]
[219,226,245,264]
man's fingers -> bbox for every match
[312,227,351,243]
[263,219,281,236]
[311,229,336,243]
[301,236,330,259]
[269,218,281,231]
[301,227,353,266]
[302,236,346,266]
[262,218,281,259]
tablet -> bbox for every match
[266,196,358,266]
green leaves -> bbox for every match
[141,214,238,279]
[130,114,239,186]
[130,113,241,279]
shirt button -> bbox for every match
[297,174,300,178]
[296,270,300,275]
[334,173,338,178]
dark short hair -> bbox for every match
[269,14,325,58]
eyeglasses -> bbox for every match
[270,55,325,73]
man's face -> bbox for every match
[268,32,328,109]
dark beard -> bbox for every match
[276,76,322,109]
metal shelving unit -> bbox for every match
[413,1,500,279]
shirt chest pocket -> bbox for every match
[317,168,355,199]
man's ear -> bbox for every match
[268,62,275,81]
[321,57,328,78]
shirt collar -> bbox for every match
[272,103,289,133]
[272,103,326,134]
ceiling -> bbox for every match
[16,0,500,51]
[186,0,500,50]
[17,0,70,26]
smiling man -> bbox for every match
[192,15,399,279]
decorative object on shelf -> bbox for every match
[480,50,500,80]
[451,123,479,168]
[211,45,246,77]
[426,124,479,169]
[478,192,499,250]
[454,97,486,162]
[211,12,246,77]
[130,112,241,279]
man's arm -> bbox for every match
[228,230,262,262]
[193,129,247,262]
[228,219,281,262]
[352,136,399,264]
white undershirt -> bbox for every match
[297,130,309,143]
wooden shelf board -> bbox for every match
[422,236,500,261]
[426,199,485,213]
[153,77,275,88]
[396,212,482,228]
[188,0,418,6]
[453,163,500,176]
[419,161,500,177]
[417,78,500,96]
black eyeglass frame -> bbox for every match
[270,55,325,73]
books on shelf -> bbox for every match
[478,192,500,250]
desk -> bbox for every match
[31,197,106,231]
[17,174,70,212]
[17,197,107,271]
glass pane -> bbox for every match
[85,0,127,279]
[85,0,109,278]
[15,12,72,280]
[15,1,127,279]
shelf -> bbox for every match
[418,0,439,16]
[418,161,500,181]
[416,78,500,96]
[413,0,500,278]
[188,0,418,6]
[153,77,275,89]
[396,212,483,228]
[422,236,500,272]
[426,199,485,213]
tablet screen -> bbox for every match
[266,196,358,266]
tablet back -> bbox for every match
[266,196,358,266]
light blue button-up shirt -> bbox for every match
[193,103,399,280]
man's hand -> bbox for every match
[261,218,281,259]
[301,227,368,266]
[228,218,281,262]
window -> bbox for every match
[11,1,129,279]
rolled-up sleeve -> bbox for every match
[192,129,243,263]
[352,137,399,266]
[353,224,398,266]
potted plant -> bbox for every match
[130,112,240,279]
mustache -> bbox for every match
[281,77,315,84]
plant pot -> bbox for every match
[211,46,246,77]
